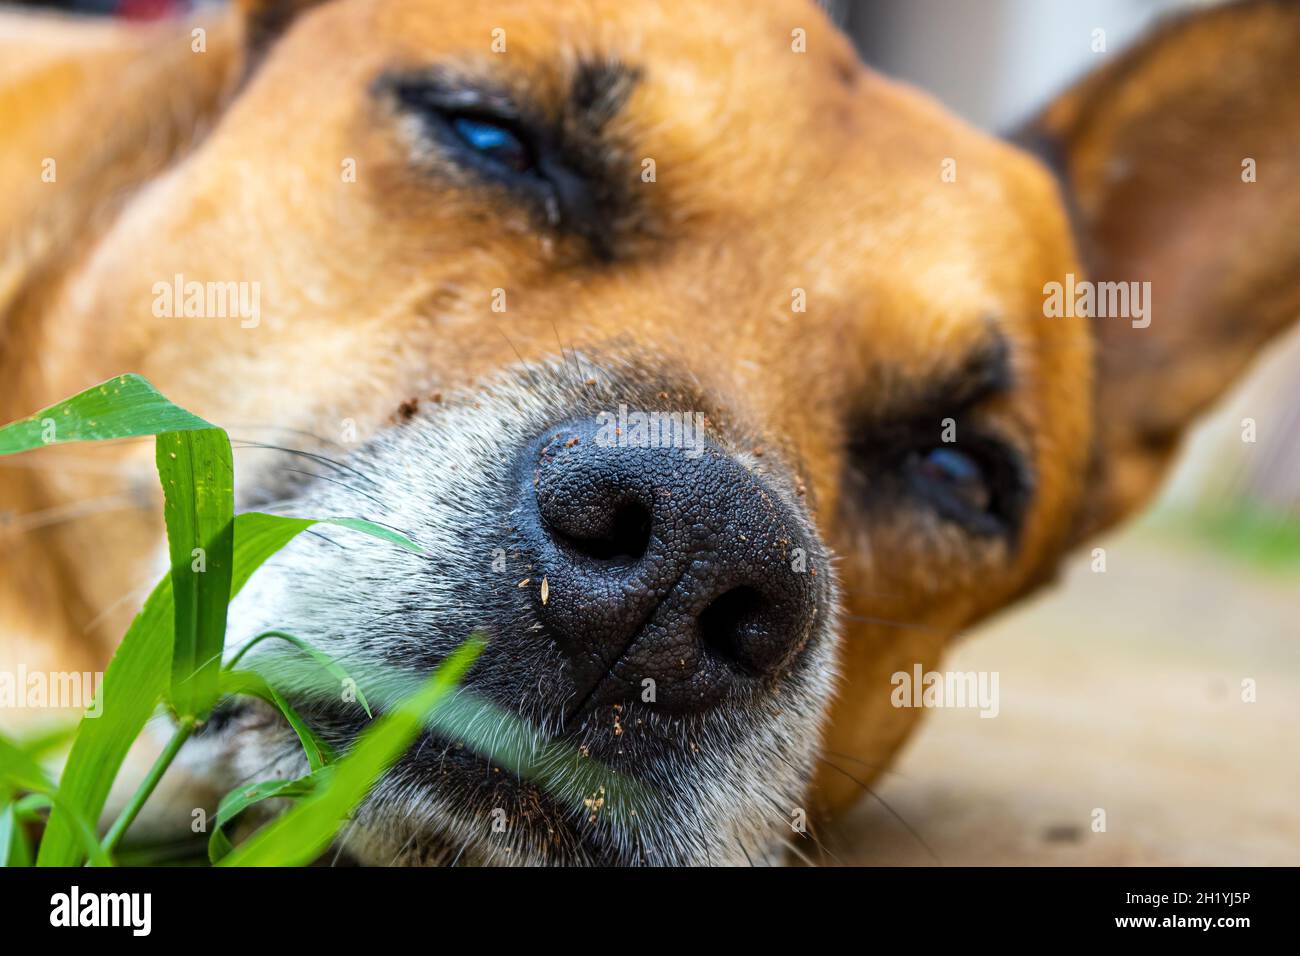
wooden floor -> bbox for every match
[827,523,1300,866]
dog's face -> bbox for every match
[10,0,1299,864]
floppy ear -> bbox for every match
[1026,0,1300,540]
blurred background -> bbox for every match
[8,0,1297,864]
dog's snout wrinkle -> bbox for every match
[518,418,821,716]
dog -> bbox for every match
[1,0,1297,865]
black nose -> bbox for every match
[517,417,821,714]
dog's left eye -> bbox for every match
[907,447,992,515]
[448,116,535,174]
[898,439,1026,537]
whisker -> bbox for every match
[817,755,941,864]
[447,838,469,867]
[276,467,389,510]
[737,837,756,867]
[494,323,547,395]
[823,748,913,780]
[781,834,820,868]
[548,319,580,389]
[755,769,842,866]
[229,440,380,488]
[382,828,420,867]
[222,423,350,451]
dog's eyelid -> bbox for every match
[852,332,1015,436]
[846,332,1032,539]
[376,66,634,262]
[408,89,521,124]
[383,75,531,131]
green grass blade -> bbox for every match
[157,429,234,719]
[47,792,114,867]
[230,513,423,562]
[219,638,484,867]
[33,577,172,866]
[320,517,423,553]
[37,512,419,866]
[0,802,32,867]
[207,770,328,864]
[1,373,423,865]
[220,670,335,772]
[0,734,53,794]
[13,724,78,760]
[0,793,50,868]
[227,630,373,718]
[14,793,53,818]
[0,374,211,455]
[0,736,110,867]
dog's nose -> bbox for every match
[518,418,820,714]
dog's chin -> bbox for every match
[199,620,837,866]
[340,675,835,866]
[195,655,836,866]
[201,355,840,865]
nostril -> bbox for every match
[523,417,821,713]
[698,585,768,671]
[546,498,652,563]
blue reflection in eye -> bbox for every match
[450,117,532,173]
[912,446,992,512]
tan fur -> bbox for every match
[1,0,1296,823]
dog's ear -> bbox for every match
[1026,0,1300,540]
[236,0,330,62]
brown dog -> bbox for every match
[1,0,1297,864]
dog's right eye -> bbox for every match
[447,115,536,175]
[379,72,616,257]
[383,77,544,183]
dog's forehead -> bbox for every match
[271,0,1076,339]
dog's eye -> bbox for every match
[907,447,992,516]
[900,438,1029,538]
[448,116,535,175]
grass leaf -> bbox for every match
[227,630,373,718]
[207,770,329,864]
[0,375,423,865]
[321,516,423,553]
[157,429,234,719]
[37,512,420,866]
[0,802,32,867]
[0,374,210,455]
[0,736,111,867]
[34,578,173,866]
[12,724,78,760]
[220,670,336,772]
[0,734,54,794]
[219,637,484,867]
